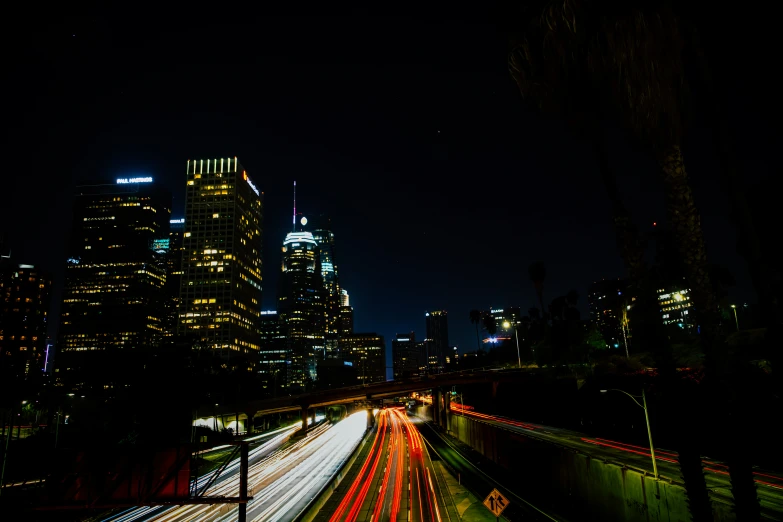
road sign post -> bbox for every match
[483,488,510,519]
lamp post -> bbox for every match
[451,386,464,414]
[600,388,658,480]
[503,321,522,369]
[730,305,739,331]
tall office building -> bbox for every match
[163,218,185,337]
[341,289,350,307]
[340,333,386,384]
[0,263,52,382]
[278,231,325,392]
[392,332,418,380]
[338,305,354,337]
[179,158,263,361]
[59,178,171,391]
[425,310,448,373]
[310,215,340,335]
[258,310,287,397]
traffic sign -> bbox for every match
[483,488,510,517]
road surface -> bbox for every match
[103,411,367,522]
[322,407,450,522]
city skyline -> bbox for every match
[5,11,771,364]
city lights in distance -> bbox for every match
[116,177,153,184]
[170,218,184,224]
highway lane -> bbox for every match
[324,407,448,522]
[103,414,332,522]
[450,404,783,516]
[231,410,366,522]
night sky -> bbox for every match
[6,8,776,370]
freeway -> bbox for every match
[102,411,369,522]
[322,407,450,522]
[450,404,783,517]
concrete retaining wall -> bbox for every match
[427,408,736,521]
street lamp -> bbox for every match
[503,321,522,369]
[730,305,739,331]
[600,388,658,480]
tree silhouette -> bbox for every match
[528,262,546,319]
[505,2,738,517]
[469,309,482,352]
[483,315,497,340]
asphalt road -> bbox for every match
[102,412,368,522]
[451,405,783,518]
[320,407,451,522]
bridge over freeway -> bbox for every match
[204,366,583,433]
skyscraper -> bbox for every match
[59,178,171,391]
[278,230,325,392]
[258,310,287,397]
[0,263,52,383]
[392,332,418,380]
[340,333,386,384]
[310,215,341,356]
[164,218,185,338]
[179,158,263,361]
[425,310,448,373]
[338,305,354,337]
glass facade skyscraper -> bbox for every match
[425,310,449,373]
[179,158,263,360]
[340,333,386,384]
[278,231,325,391]
[259,310,287,397]
[392,332,418,380]
[0,263,52,382]
[59,179,171,391]
[310,217,340,337]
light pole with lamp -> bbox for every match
[600,388,658,480]
[731,304,739,331]
[503,321,522,369]
[451,385,464,413]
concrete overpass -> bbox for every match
[206,366,582,432]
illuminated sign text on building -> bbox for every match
[243,171,259,196]
[116,177,153,184]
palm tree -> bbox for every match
[469,309,482,351]
[528,262,546,319]
[506,3,725,518]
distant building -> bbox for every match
[258,310,287,397]
[445,345,459,370]
[179,158,263,361]
[418,339,437,374]
[340,333,385,384]
[0,263,52,381]
[316,357,357,389]
[392,332,418,380]
[163,218,185,338]
[338,305,354,338]
[310,216,341,337]
[340,288,350,307]
[481,308,516,346]
[587,279,629,350]
[657,285,695,332]
[59,177,171,392]
[425,310,449,372]
[278,231,325,392]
